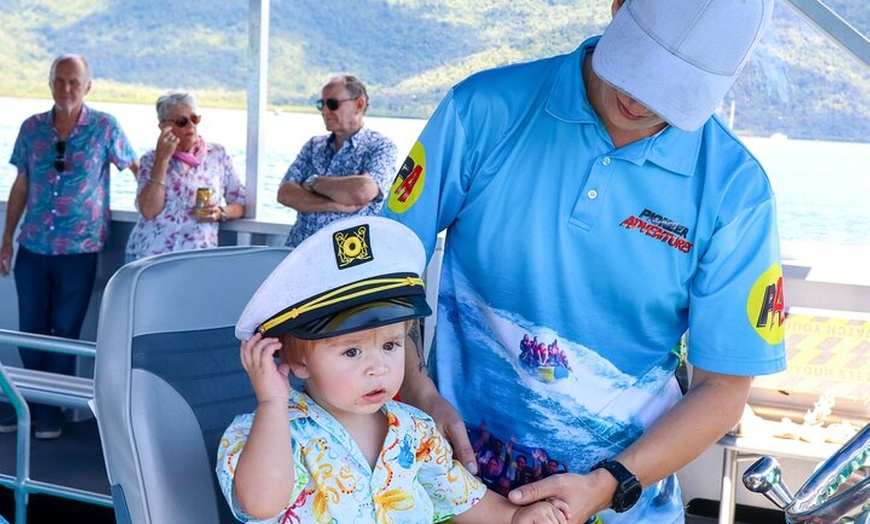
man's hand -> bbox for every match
[509,471,613,524]
[417,389,478,475]
[0,241,12,277]
[429,394,477,475]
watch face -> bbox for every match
[613,479,642,512]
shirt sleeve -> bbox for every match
[282,139,317,184]
[107,117,138,171]
[416,419,486,522]
[688,182,787,376]
[9,120,30,175]
[215,413,307,524]
[360,133,398,203]
[379,89,471,261]
[219,147,247,206]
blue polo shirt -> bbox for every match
[383,37,786,523]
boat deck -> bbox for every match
[0,416,113,522]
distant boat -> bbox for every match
[770,132,789,141]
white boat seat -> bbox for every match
[93,246,290,524]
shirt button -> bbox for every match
[587,189,598,200]
[51,209,57,214]
[602,157,612,166]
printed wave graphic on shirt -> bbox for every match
[434,273,682,468]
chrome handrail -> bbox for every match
[743,424,870,524]
[0,329,96,358]
[0,329,109,524]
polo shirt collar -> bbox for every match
[545,36,703,177]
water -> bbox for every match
[1,97,868,247]
[0,97,426,225]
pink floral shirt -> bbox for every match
[9,105,137,254]
[124,141,246,261]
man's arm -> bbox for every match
[309,173,381,206]
[276,179,369,214]
[0,172,28,277]
[509,367,751,522]
[399,319,479,474]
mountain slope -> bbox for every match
[1,0,867,141]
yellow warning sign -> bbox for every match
[752,314,869,404]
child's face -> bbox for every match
[289,322,406,423]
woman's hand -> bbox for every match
[240,333,290,403]
[194,203,223,223]
[154,126,178,162]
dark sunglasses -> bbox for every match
[165,114,201,127]
[315,97,357,111]
[54,140,66,172]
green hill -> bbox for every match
[1,0,867,142]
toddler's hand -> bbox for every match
[511,499,570,524]
[240,333,290,403]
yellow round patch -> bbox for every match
[342,237,362,258]
[746,263,785,345]
[387,141,426,214]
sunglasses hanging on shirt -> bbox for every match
[54,140,66,172]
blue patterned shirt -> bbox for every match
[281,127,397,248]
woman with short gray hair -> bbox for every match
[125,90,246,262]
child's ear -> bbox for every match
[287,358,310,380]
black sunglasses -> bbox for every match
[164,114,201,128]
[315,97,357,111]
[54,140,66,172]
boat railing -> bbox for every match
[0,329,111,524]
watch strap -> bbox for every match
[591,459,642,513]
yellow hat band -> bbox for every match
[258,275,424,335]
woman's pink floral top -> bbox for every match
[124,141,245,262]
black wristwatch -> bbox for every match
[591,459,642,513]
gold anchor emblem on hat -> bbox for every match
[333,225,373,269]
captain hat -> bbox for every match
[235,216,432,341]
[592,0,773,132]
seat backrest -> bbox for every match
[94,246,290,524]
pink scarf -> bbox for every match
[172,136,207,167]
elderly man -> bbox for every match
[277,74,397,248]
[0,54,138,439]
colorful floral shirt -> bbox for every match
[9,105,137,255]
[124,142,246,262]
[216,389,485,523]
[281,127,397,248]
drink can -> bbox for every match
[584,516,603,524]
[195,187,211,211]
